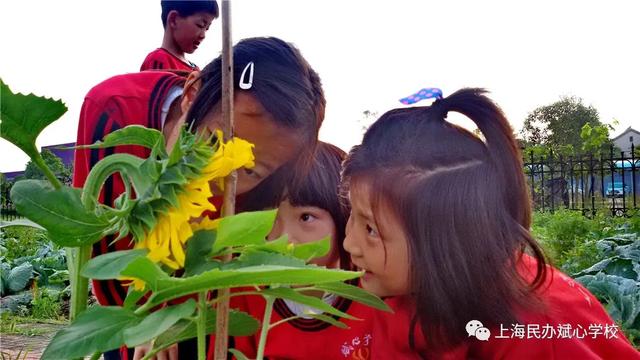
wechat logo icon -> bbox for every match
[466,320,491,341]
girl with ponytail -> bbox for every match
[341,88,638,358]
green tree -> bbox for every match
[0,173,12,208]
[23,149,72,185]
[580,123,614,153]
[520,96,602,152]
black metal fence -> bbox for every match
[1,185,19,221]
[524,145,639,216]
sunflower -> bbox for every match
[134,131,254,271]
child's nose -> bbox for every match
[343,226,361,257]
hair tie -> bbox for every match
[239,62,254,90]
[399,87,443,105]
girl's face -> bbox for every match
[200,92,300,196]
[343,181,410,297]
[267,199,340,268]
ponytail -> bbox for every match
[429,89,529,227]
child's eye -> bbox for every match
[243,167,261,179]
[366,224,379,237]
[300,213,317,222]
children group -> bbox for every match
[72,1,639,359]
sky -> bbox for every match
[1,0,639,172]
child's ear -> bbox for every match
[180,71,202,113]
[167,10,180,29]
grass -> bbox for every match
[0,313,67,337]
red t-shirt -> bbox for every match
[140,48,199,72]
[372,255,639,359]
[73,71,186,307]
[214,285,377,360]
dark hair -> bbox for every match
[287,142,351,270]
[186,36,325,190]
[161,0,219,28]
[342,88,547,352]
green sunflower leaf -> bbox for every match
[10,180,111,247]
[0,79,67,160]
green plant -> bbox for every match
[0,349,31,360]
[573,234,640,348]
[1,79,389,360]
[532,209,594,265]
[31,287,62,320]
[0,262,34,297]
[0,226,47,262]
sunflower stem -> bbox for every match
[256,295,275,360]
[32,152,63,189]
[69,244,91,321]
[197,291,208,360]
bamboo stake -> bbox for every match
[214,1,235,359]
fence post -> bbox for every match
[569,156,575,210]
[620,149,627,215]
[559,154,568,209]
[589,153,596,217]
[579,154,586,215]
[540,152,546,212]
[529,151,536,209]
[600,151,605,210]
[610,146,617,216]
[632,142,637,209]
[549,149,555,212]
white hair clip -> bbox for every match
[239,62,254,90]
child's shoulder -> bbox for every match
[518,254,607,316]
[140,48,197,72]
[483,254,640,358]
[87,72,183,98]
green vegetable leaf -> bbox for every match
[184,230,220,277]
[213,210,277,253]
[224,250,306,270]
[124,299,197,347]
[10,180,111,247]
[120,256,170,292]
[0,79,67,160]
[291,236,331,261]
[0,219,46,230]
[41,306,141,360]
[75,125,167,157]
[314,281,391,312]
[154,309,259,350]
[252,235,290,253]
[307,313,349,329]
[81,249,148,280]
[147,265,362,307]
[8,262,34,293]
[228,349,250,360]
[261,287,356,320]
[123,287,147,309]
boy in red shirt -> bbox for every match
[140,0,219,72]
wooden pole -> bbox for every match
[214,1,235,359]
